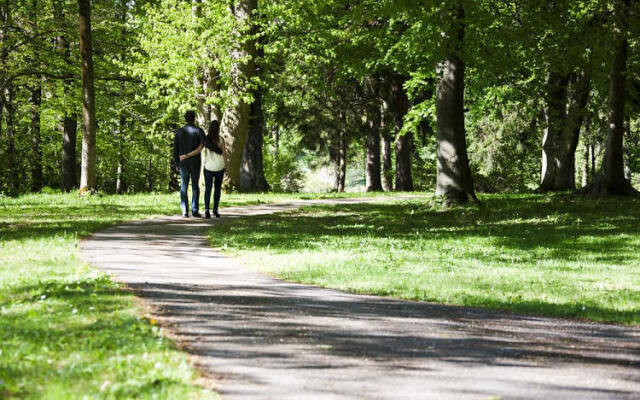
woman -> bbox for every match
[202,120,226,218]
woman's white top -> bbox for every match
[203,146,225,172]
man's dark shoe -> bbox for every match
[192,212,202,218]
[182,213,189,218]
[214,211,221,218]
[205,210,211,219]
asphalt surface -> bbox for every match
[80,199,640,400]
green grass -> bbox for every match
[209,193,640,325]
[0,190,394,399]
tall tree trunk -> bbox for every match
[240,31,268,193]
[334,131,347,192]
[55,5,77,192]
[539,72,570,191]
[220,0,257,190]
[116,159,124,194]
[566,70,591,189]
[581,144,590,187]
[391,75,413,191]
[4,85,18,196]
[78,0,97,192]
[240,84,270,192]
[588,0,637,196]
[1,5,17,196]
[62,116,78,192]
[30,83,43,192]
[380,99,393,191]
[624,116,632,180]
[146,157,153,192]
[602,23,629,191]
[115,114,125,194]
[539,69,591,191]
[274,127,280,164]
[435,3,476,204]
[115,5,127,195]
[591,142,599,180]
[365,98,382,192]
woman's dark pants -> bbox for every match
[204,169,224,212]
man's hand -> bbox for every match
[180,154,189,161]
[175,166,179,173]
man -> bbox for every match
[173,110,205,217]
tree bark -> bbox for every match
[566,71,591,189]
[603,25,629,191]
[435,3,476,204]
[4,85,18,196]
[62,116,78,192]
[581,144,590,187]
[220,0,257,190]
[391,75,413,191]
[380,99,393,191]
[624,116,632,180]
[539,72,570,191]
[78,0,97,192]
[146,157,153,192]
[240,84,270,192]
[587,0,637,196]
[239,30,269,193]
[365,98,382,192]
[334,131,347,192]
[1,6,18,196]
[115,114,125,194]
[539,69,591,192]
[55,5,78,192]
[30,82,43,192]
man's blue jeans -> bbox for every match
[179,163,200,215]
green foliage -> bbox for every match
[467,88,541,192]
[210,194,640,325]
[1,0,639,196]
[262,137,304,193]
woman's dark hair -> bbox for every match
[205,120,223,155]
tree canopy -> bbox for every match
[1,0,639,198]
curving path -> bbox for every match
[81,199,640,400]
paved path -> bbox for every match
[81,199,640,400]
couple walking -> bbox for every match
[173,110,225,219]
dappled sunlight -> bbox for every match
[210,194,640,324]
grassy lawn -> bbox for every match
[209,193,640,325]
[1,191,381,399]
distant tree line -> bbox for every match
[1,0,639,202]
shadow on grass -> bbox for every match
[210,194,640,324]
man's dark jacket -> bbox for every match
[173,124,205,168]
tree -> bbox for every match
[239,19,269,192]
[364,87,383,192]
[220,0,257,190]
[588,0,639,196]
[78,0,97,192]
[390,74,413,191]
[435,2,477,204]
[55,4,78,192]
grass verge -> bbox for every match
[209,193,640,325]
